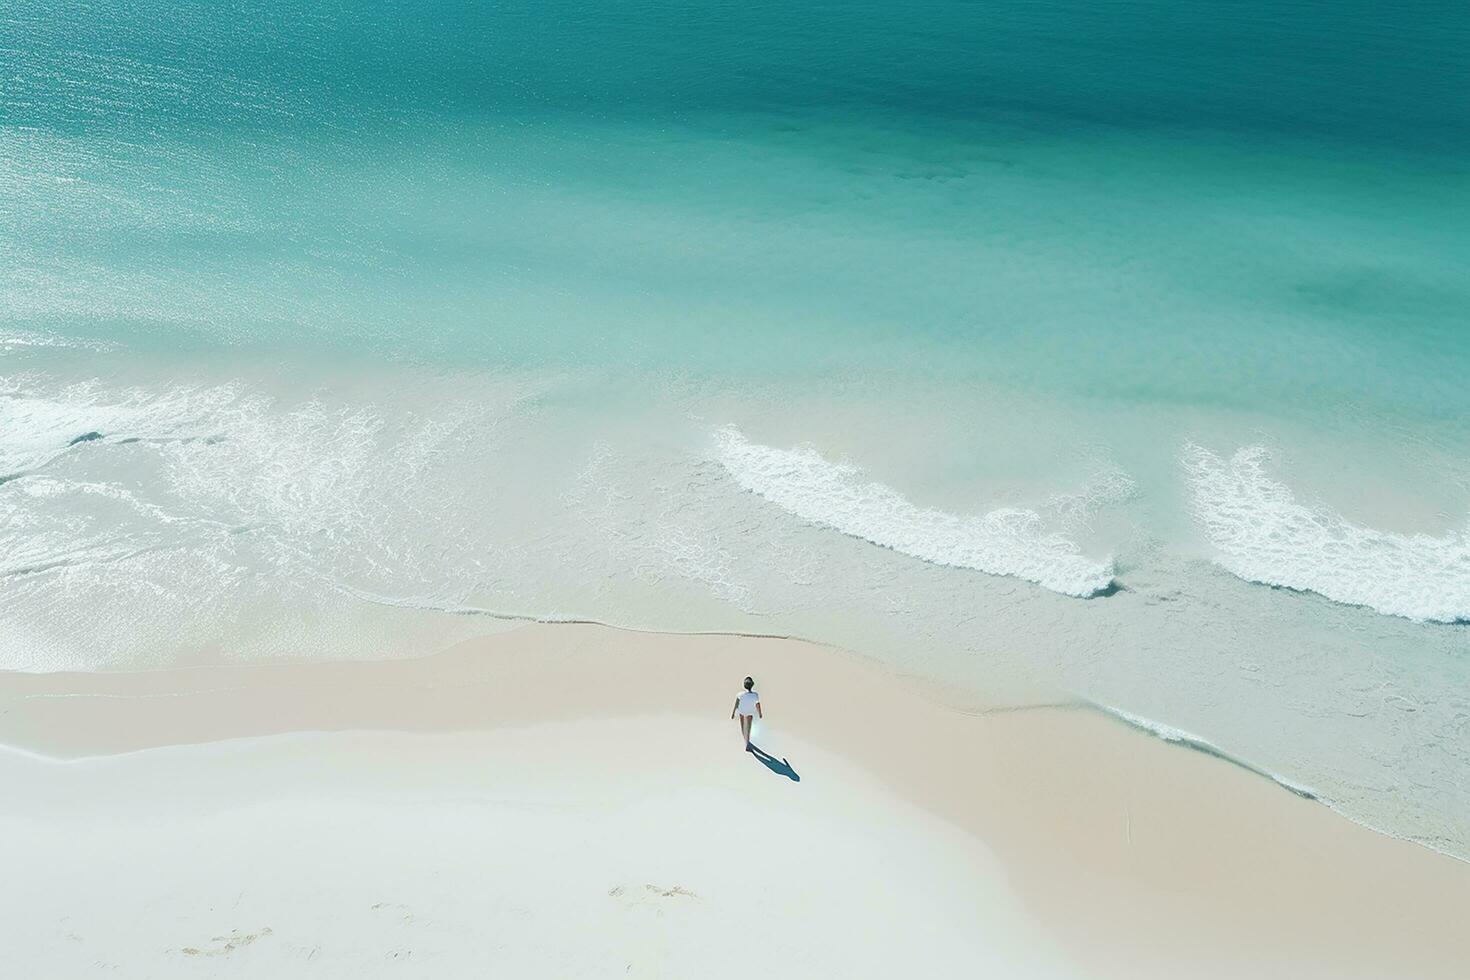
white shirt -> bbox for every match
[736,691,760,716]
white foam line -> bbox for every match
[0,330,119,353]
[1183,443,1469,624]
[712,426,1116,598]
[1089,700,1470,864]
[1091,701,1318,799]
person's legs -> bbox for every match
[740,714,752,746]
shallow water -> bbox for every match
[3,0,1468,855]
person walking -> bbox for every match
[730,676,762,749]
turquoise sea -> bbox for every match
[3,1,1467,855]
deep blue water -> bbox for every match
[9,0,1468,150]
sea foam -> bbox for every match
[0,330,117,353]
[1094,702,1318,800]
[1183,444,1469,623]
[712,427,1116,597]
[0,381,230,481]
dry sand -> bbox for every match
[2,622,1467,978]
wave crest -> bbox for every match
[712,427,1116,598]
[1183,443,1469,623]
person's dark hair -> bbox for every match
[743,676,754,691]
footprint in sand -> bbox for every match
[178,926,273,957]
[370,901,417,925]
[608,883,699,903]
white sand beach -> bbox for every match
[3,623,1467,978]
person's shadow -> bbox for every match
[747,743,800,781]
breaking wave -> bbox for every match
[712,427,1117,598]
[1183,444,1469,623]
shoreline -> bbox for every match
[5,622,1469,976]
[16,606,1458,866]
